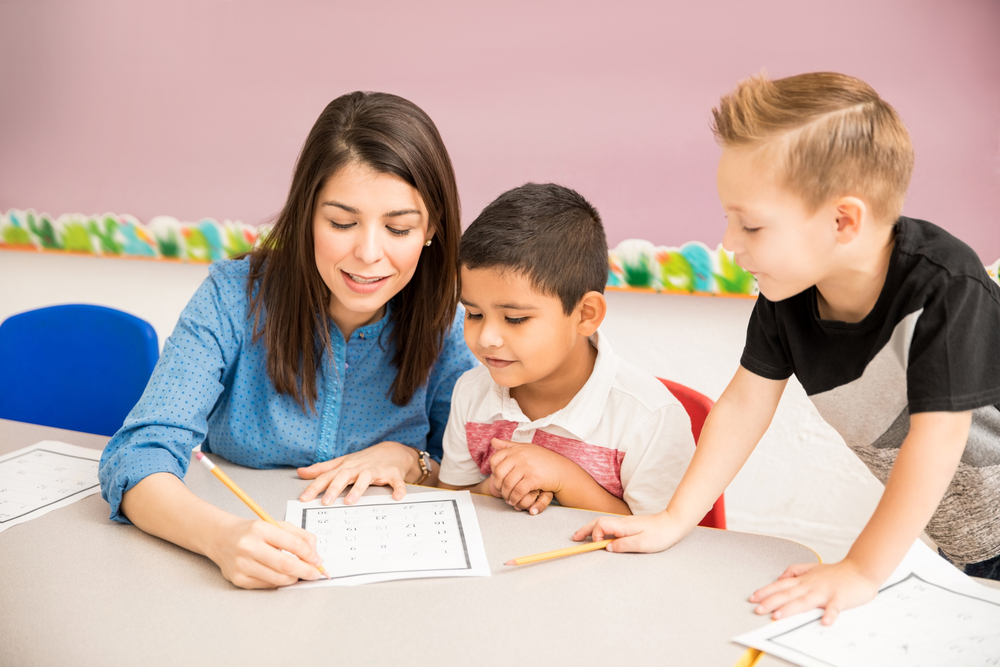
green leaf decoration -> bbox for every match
[86,216,124,255]
[223,226,254,258]
[28,212,61,249]
[2,224,32,247]
[184,227,211,261]
[660,250,694,292]
[622,254,655,288]
[713,249,756,294]
[62,221,94,253]
[157,229,181,258]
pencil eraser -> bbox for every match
[194,451,204,461]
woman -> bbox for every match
[99,92,476,589]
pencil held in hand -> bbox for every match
[505,539,614,566]
[194,451,329,580]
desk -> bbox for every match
[0,418,817,667]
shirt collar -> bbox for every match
[485,329,617,440]
[340,299,393,342]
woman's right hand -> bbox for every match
[205,517,325,589]
[120,472,325,590]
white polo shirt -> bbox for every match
[439,331,695,515]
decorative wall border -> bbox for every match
[608,238,758,298]
[0,209,263,263]
[2,209,998,296]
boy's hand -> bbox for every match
[571,511,686,553]
[489,439,570,512]
[750,559,879,625]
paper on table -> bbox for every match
[283,490,491,588]
[734,539,1000,667]
[0,440,101,532]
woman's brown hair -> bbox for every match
[248,92,461,409]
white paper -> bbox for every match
[0,440,102,532]
[283,490,491,588]
[734,539,1000,667]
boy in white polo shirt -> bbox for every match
[437,183,695,515]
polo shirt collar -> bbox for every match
[486,329,617,441]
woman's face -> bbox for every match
[313,161,434,335]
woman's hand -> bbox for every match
[205,517,325,589]
[297,441,420,505]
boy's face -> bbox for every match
[717,145,840,302]
[460,267,582,389]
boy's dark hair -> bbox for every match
[460,183,607,314]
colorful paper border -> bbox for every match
[3,209,997,296]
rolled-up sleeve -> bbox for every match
[98,262,246,523]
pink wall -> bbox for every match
[2,0,998,260]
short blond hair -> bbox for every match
[712,72,914,224]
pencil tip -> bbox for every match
[504,560,515,566]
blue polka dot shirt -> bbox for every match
[99,258,477,523]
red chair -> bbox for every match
[658,378,726,529]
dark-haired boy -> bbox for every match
[437,183,695,515]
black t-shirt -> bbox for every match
[741,217,1000,565]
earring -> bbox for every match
[424,239,432,247]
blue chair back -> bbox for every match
[0,304,159,436]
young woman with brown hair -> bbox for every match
[99,92,476,589]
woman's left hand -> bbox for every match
[296,441,419,505]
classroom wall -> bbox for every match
[1,0,999,259]
[0,251,884,562]
[4,0,995,562]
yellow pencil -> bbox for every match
[504,539,614,566]
[733,648,764,667]
[194,451,329,579]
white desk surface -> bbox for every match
[0,418,827,666]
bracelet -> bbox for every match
[414,450,432,485]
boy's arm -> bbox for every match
[752,410,971,625]
[572,366,787,551]
[489,439,631,515]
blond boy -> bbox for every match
[575,72,1000,623]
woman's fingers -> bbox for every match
[220,520,323,589]
[320,468,359,505]
[296,457,344,481]
[278,520,319,554]
[387,471,408,500]
[343,469,374,505]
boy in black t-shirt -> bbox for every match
[574,72,1000,624]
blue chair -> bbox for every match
[0,305,159,436]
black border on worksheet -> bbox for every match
[0,448,100,523]
[300,498,472,580]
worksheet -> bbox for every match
[0,440,101,532]
[284,490,491,587]
[734,540,1000,667]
